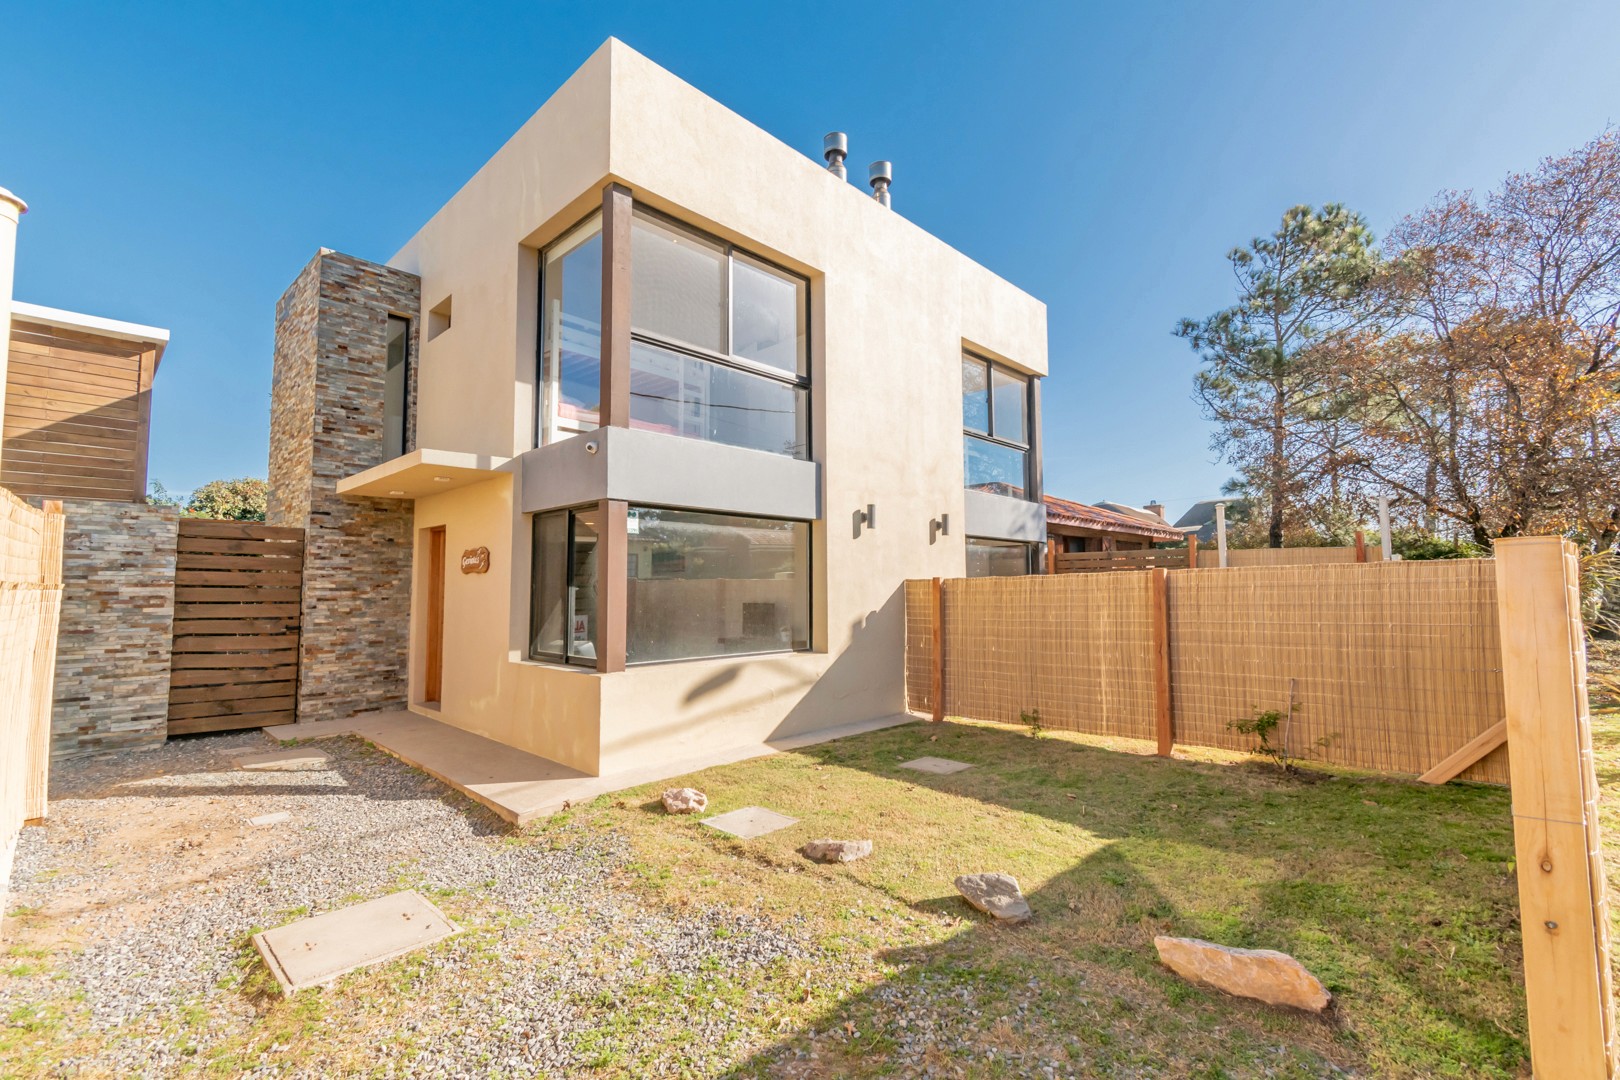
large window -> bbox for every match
[630,210,809,458]
[966,538,1033,577]
[625,507,810,663]
[539,215,604,443]
[962,352,1030,498]
[384,315,410,458]
[529,506,603,665]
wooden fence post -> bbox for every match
[1494,537,1615,1079]
[1150,567,1173,757]
[1186,535,1199,570]
[1353,530,1367,563]
[23,500,63,825]
[930,577,944,722]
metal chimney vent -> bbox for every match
[823,132,848,181]
[868,160,892,208]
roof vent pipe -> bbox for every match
[869,161,892,208]
[823,132,848,181]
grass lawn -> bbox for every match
[559,716,1532,1078]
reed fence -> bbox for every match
[0,488,64,913]
[906,558,1507,783]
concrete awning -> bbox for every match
[336,448,511,499]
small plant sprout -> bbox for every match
[1020,708,1043,738]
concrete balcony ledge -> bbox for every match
[337,448,513,499]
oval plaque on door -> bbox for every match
[460,546,490,574]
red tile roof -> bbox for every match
[1044,495,1186,541]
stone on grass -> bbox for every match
[1153,935,1331,1013]
[803,839,873,864]
[661,787,708,815]
[954,872,1031,923]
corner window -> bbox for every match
[529,506,602,664]
[966,538,1033,577]
[626,507,810,663]
[384,315,410,458]
[630,210,809,458]
[539,215,604,444]
[962,352,1030,498]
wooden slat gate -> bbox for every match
[167,519,304,735]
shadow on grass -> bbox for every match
[710,720,1525,1078]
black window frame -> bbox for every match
[527,505,601,667]
[962,351,1032,500]
[627,205,813,460]
[384,314,412,459]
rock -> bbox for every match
[954,873,1031,923]
[661,788,708,815]
[1153,936,1331,1012]
[802,839,873,864]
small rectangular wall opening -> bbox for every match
[428,296,453,341]
[422,526,446,706]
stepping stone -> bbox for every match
[702,806,799,839]
[234,748,330,771]
[248,811,291,827]
[899,756,973,775]
[253,890,458,993]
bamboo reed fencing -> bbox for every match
[0,488,64,914]
[906,558,1508,783]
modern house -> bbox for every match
[1043,495,1184,562]
[267,40,1048,777]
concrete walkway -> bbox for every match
[271,710,914,826]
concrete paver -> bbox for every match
[702,806,799,839]
[253,890,458,992]
[898,756,974,775]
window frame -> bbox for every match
[623,501,814,666]
[628,206,812,458]
[384,314,412,459]
[962,351,1032,499]
[527,504,602,667]
[536,211,606,448]
[964,536,1035,577]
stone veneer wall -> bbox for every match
[268,250,420,723]
[50,499,180,758]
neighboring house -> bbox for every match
[1174,498,1252,543]
[0,185,181,760]
[266,40,1048,777]
[1044,495,1185,561]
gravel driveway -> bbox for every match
[1,732,815,1077]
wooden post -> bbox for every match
[1046,539,1057,575]
[23,500,63,824]
[1186,534,1199,571]
[1353,530,1367,563]
[595,499,628,674]
[930,576,944,722]
[1149,567,1173,757]
[1494,537,1615,1079]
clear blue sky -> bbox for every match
[5,1,1618,520]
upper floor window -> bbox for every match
[384,315,411,458]
[539,214,604,443]
[630,209,809,458]
[962,352,1030,498]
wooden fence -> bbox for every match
[0,489,63,906]
[1053,549,1191,573]
[905,558,1508,783]
[167,519,304,735]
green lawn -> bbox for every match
[567,716,1531,1078]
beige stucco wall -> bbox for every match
[388,39,1047,773]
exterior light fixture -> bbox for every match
[432,476,452,482]
[857,503,876,528]
[388,489,406,496]
[584,440,599,454]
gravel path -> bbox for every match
[1,732,817,1077]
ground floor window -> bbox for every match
[966,538,1033,577]
[626,507,810,663]
[529,506,603,664]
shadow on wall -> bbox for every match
[596,586,909,766]
[714,721,1524,1077]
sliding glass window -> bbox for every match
[538,215,604,444]
[529,506,603,665]
[625,507,810,663]
[629,210,810,459]
[962,352,1030,498]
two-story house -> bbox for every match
[268,39,1047,777]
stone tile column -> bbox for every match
[269,250,421,722]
